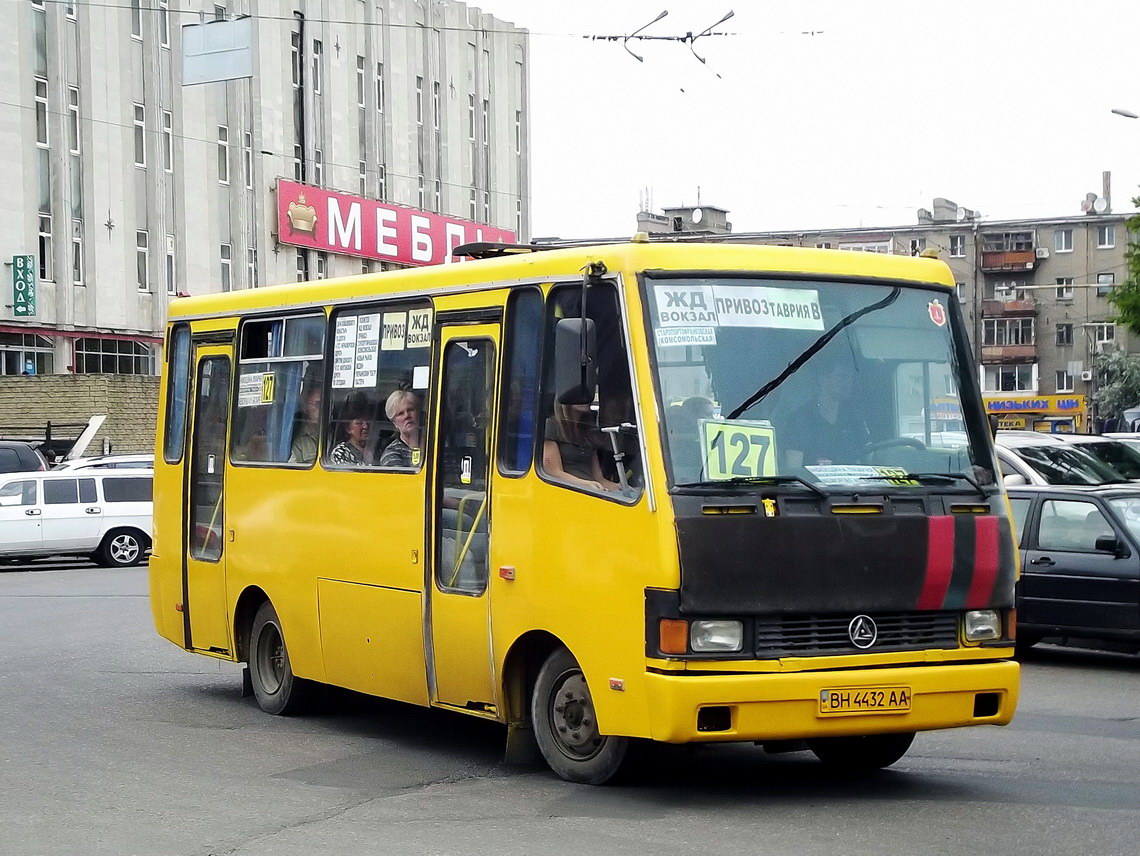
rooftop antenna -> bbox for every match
[623,10,668,62]
[689,10,734,77]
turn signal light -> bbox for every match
[658,618,689,655]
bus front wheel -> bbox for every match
[248,601,317,716]
[531,647,628,784]
[808,731,915,772]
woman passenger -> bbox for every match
[543,401,620,492]
[379,389,423,468]
[329,399,372,466]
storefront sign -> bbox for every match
[984,395,1086,415]
[275,179,516,267]
[11,254,36,317]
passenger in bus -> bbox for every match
[784,359,871,470]
[288,385,322,464]
[378,389,423,468]
[329,398,372,466]
[543,402,621,492]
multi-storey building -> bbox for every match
[1,0,529,377]
[639,193,1131,423]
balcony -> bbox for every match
[980,250,1036,273]
[982,298,1037,316]
[981,344,1037,363]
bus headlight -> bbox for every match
[690,620,743,653]
[964,610,1001,642]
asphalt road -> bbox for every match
[1,561,1137,856]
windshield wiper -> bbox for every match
[725,286,901,420]
[674,474,827,498]
[859,471,987,497]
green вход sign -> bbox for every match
[12,254,36,317]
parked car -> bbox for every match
[996,432,1140,486]
[0,440,49,474]
[53,453,155,471]
[0,470,153,567]
[1007,484,1140,653]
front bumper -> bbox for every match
[643,659,1019,743]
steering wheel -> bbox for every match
[862,437,928,455]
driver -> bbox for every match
[784,359,871,469]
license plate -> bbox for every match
[818,686,911,716]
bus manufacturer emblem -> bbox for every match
[928,299,946,327]
[848,615,878,648]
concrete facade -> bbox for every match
[0,0,529,375]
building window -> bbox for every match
[516,199,522,236]
[1056,370,1074,393]
[65,2,76,20]
[815,242,832,249]
[75,338,155,375]
[71,220,83,286]
[1056,323,1073,346]
[433,81,441,131]
[909,238,926,256]
[418,175,425,209]
[159,1,170,47]
[469,188,477,220]
[983,363,1035,393]
[296,250,306,282]
[315,252,327,280]
[949,234,965,257]
[481,99,489,146]
[994,280,1027,301]
[312,40,322,94]
[1055,277,1073,301]
[434,180,442,213]
[359,161,367,195]
[213,4,225,21]
[378,164,386,199]
[356,56,366,107]
[130,0,142,39]
[1097,272,1115,296]
[983,318,1034,346]
[133,103,145,167]
[136,230,149,291]
[955,282,966,303]
[482,191,490,223]
[839,241,891,254]
[415,77,424,126]
[247,248,257,288]
[376,62,385,113]
[165,235,176,295]
[1097,224,1115,248]
[1055,228,1073,253]
[38,215,52,281]
[35,78,48,146]
[313,148,323,185]
[293,144,302,181]
[216,126,229,184]
[67,87,80,154]
[1090,322,1115,348]
[514,110,521,155]
[291,32,302,88]
[161,110,173,172]
[242,131,253,189]
[220,244,232,291]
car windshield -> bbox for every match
[646,275,993,489]
[1012,445,1128,485]
[1108,496,1140,542]
[1072,441,1140,479]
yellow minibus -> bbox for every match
[151,238,1019,783]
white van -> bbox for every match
[0,470,153,567]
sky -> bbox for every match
[481,0,1140,240]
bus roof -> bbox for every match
[166,240,955,321]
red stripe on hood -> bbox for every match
[917,515,955,609]
[965,515,1000,608]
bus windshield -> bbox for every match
[647,275,993,489]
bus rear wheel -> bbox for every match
[531,647,628,785]
[808,731,915,772]
[248,601,317,716]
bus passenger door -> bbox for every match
[184,346,233,654]
[428,325,499,711]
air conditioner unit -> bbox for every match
[1035,247,1050,259]
[1080,370,1093,381]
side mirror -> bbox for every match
[1094,535,1125,556]
[1003,472,1028,486]
[554,317,596,405]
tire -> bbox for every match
[248,600,318,716]
[97,528,149,567]
[808,731,915,772]
[530,647,628,784]
[1015,633,1042,657]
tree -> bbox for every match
[1093,349,1140,428]
[1106,196,1140,333]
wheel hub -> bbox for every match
[550,672,603,759]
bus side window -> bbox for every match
[538,283,642,500]
[498,287,544,476]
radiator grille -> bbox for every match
[754,611,960,658]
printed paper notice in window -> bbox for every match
[654,283,823,331]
